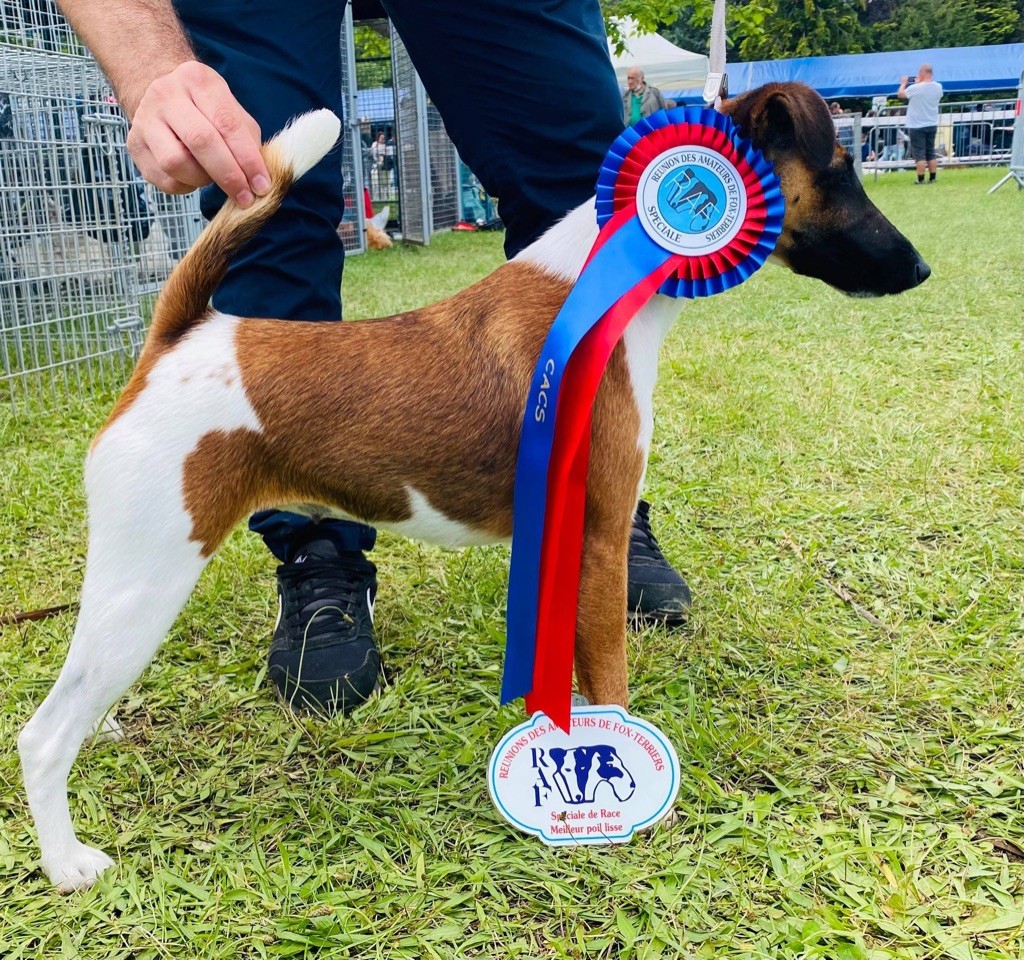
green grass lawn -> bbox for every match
[1,167,1022,959]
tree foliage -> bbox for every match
[603,0,688,51]
[874,0,1022,49]
[728,0,869,60]
[354,23,390,61]
[605,0,1024,61]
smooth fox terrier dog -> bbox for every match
[19,82,929,891]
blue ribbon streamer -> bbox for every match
[502,217,674,703]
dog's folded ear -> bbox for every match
[726,82,836,171]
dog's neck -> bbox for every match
[514,198,602,284]
[513,196,684,343]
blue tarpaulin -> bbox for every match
[666,44,1024,102]
[356,88,394,122]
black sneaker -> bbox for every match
[627,500,692,624]
[269,539,380,715]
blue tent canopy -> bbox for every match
[356,88,394,123]
[667,44,1024,103]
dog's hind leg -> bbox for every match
[20,561,208,891]
[18,392,236,891]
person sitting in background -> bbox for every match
[860,131,875,163]
[879,127,909,165]
[370,131,388,195]
[622,66,666,125]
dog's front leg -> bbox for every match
[573,357,646,707]
[574,508,633,707]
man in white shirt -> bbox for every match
[898,64,943,184]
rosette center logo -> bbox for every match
[488,707,680,845]
[638,145,747,256]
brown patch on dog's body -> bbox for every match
[176,262,560,553]
[235,262,559,538]
[177,258,644,704]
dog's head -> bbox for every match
[724,83,930,296]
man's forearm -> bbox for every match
[56,0,195,117]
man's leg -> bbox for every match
[384,0,691,620]
[909,128,927,182]
[175,0,381,713]
[925,128,938,181]
[385,0,617,257]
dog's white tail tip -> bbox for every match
[268,109,341,180]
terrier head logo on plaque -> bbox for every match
[488,706,680,845]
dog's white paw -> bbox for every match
[44,843,114,893]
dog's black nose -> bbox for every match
[914,259,931,286]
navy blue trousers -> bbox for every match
[175,0,622,562]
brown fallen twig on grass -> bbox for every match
[975,833,1024,862]
[0,603,77,627]
[781,534,893,636]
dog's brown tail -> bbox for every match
[147,110,341,347]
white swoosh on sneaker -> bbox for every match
[366,588,375,625]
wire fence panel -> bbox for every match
[338,6,365,254]
[863,98,1016,176]
[989,74,1024,193]
[0,0,86,56]
[427,100,460,231]
[833,114,863,178]
[0,45,202,408]
[390,28,429,243]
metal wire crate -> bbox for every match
[1,5,457,408]
[338,5,366,254]
[390,27,463,241]
[427,97,460,232]
[0,0,88,57]
[0,46,203,407]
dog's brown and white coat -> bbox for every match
[18,84,929,891]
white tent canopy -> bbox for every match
[608,18,708,93]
